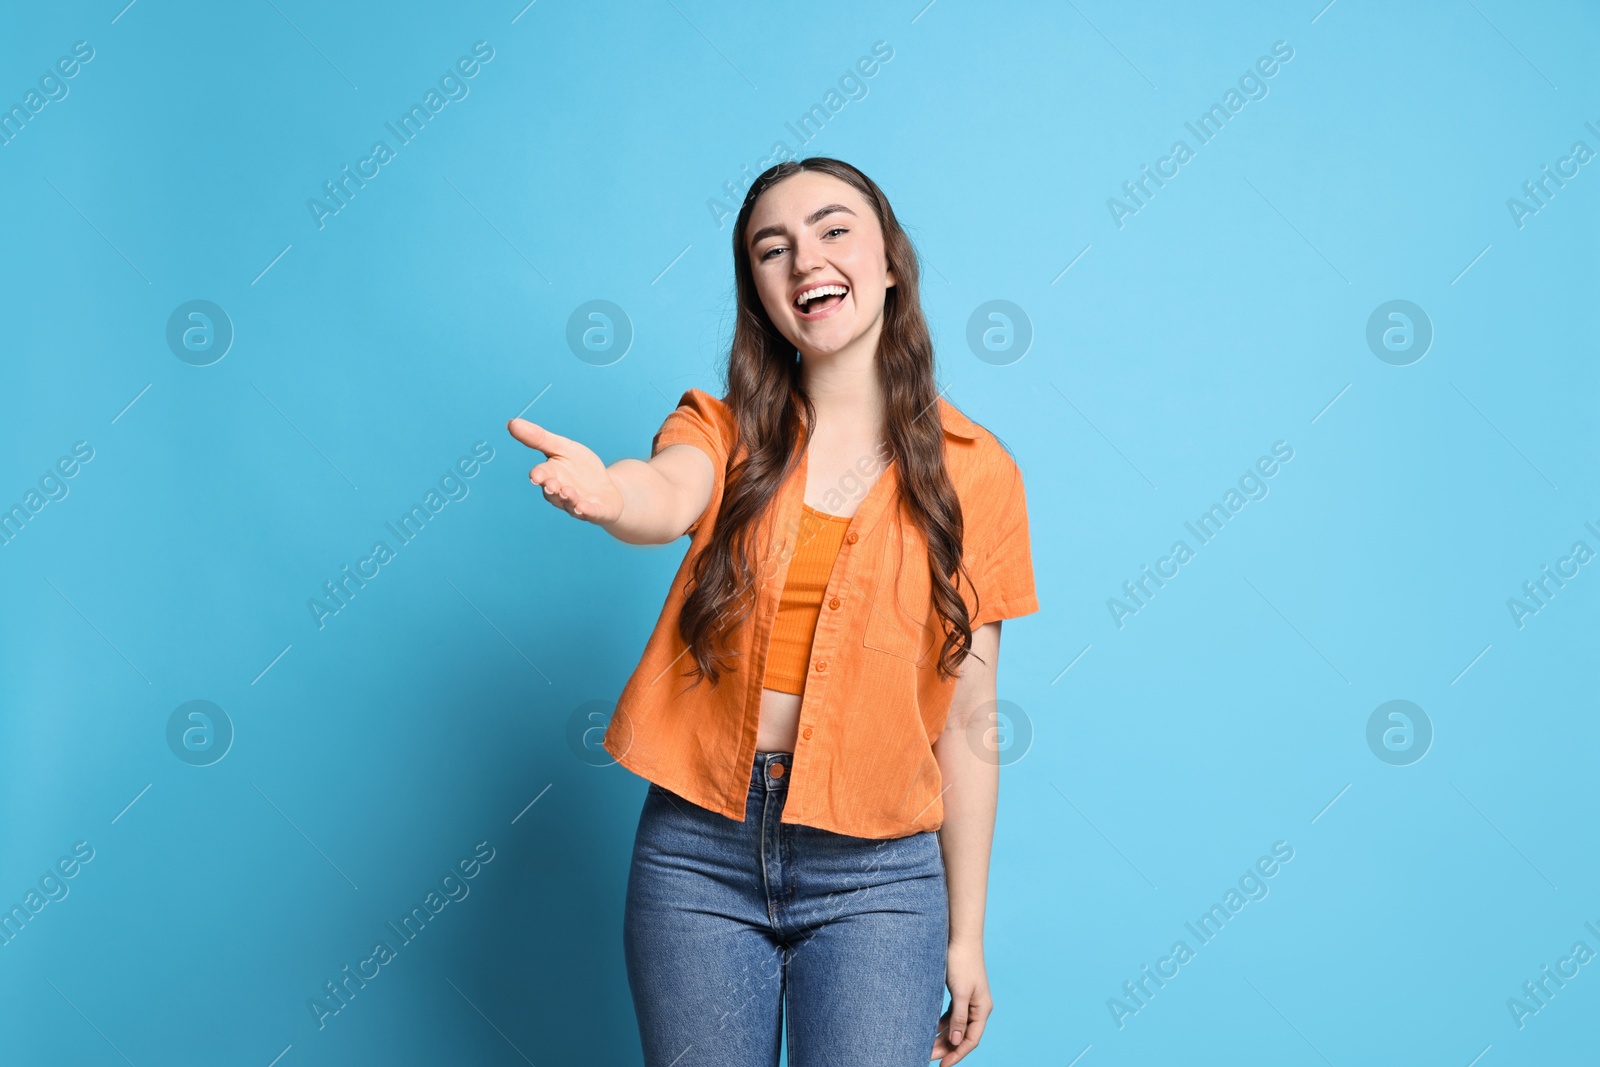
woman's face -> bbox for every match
[744,171,896,362]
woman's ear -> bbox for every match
[885,266,897,289]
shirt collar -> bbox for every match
[938,397,981,441]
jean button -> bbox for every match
[769,762,786,779]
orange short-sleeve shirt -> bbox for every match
[602,387,1040,839]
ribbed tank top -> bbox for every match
[761,502,852,694]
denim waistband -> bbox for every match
[751,750,792,791]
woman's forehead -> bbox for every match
[748,172,870,233]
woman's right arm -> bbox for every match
[596,445,716,545]
[507,418,714,546]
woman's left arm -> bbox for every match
[930,619,1002,1065]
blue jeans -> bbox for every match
[623,750,950,1066]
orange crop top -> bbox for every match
[761,502,852,694]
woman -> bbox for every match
[507,158,1038,1066]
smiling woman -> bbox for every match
[506,157,1038,1066]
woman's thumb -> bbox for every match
[507,417,565,458]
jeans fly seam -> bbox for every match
[760,784,783,933]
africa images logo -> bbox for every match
[306,42,495,230]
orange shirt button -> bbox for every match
[769,763,786,778]
[803,727,814,740]
[828,597,840,609]
[846,531,859,544]
[815,659,827,672]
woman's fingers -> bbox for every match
[506,417,570,460]
[531,466,596,519]
[533,469,573,508]
[509,417,620,526]
[948,994,969,1046]
[512,419,564,498]
[512,419,590,499]
[953,1004,989,1063]
[930,992,989,1065]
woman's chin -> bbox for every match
[792,324,873,361]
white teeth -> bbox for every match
[795,284,848,308]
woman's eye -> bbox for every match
[761,246,786,260]
[824,227,847,238]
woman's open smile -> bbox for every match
[792,281,850,320]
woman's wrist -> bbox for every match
[948,927,985,952]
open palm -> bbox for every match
[507,417,624,526]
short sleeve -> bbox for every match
[651,388,734,538]
[971,458,1040,627]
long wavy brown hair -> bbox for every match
[677,157,984,687]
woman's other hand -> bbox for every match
[931,938,992,1065]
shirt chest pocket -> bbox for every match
[862,526,936,664]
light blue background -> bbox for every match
[2,1,1597,1064]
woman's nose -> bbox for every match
[791,237,825,273]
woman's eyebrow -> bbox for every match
[748,203,858,246]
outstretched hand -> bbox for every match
[507,417,625,526]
